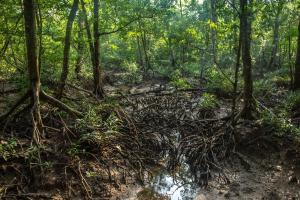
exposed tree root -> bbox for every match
[0,89,82,131]
[0,90,31,123]
[118,91,236,186]
[66,83,98,100]
[40,90,83,118]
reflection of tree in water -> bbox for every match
[150,168,198,200]
[181,186,197,200]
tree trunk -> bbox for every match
[288,22,294,89]
[232,17,242,122]
[23,0,43,142]
[136,36,144,72]
[268,3,282,69]
[57,0,79,99]
[240,0,255,119]
[1,0,83,131]
[199,48,205,79]
[170,46,176,68]
[81,0,95,66]
[141,30,150,75]
[138,21,150,78]
[75,10,84,79]
[294,17,300,90]
[36,1,43,72]
[93,0,104,97]
[210,0,217,63]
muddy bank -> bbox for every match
[1,81,300,200]
[117,134,300,200]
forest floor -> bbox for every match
[111,81,300,200]
[0,74,300,199]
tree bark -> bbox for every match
[23,0,43,142]
[36,1,43,72]
[240,0,255,119]
[93,0,104,97]
[75,10,84,79]
[294,17,300,90]
[57,0,79,99]
[81,0,104,97]
[268,3,283,69]
[80,0,95,66]
[210,0,217,63]
[288,22,294,89]
[136,36,144,71]
[232,19,242,122]
[1,0,83,131]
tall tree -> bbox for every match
[23,0,43,142]
[57,0,79,99]
[210,0,217,63]
[75,10,84,79]
[240,0,255,119]
[81,0,95,66]
[268,1,283,69]
[80,0,104,97]
[93,0,104,97]
[0,0,83,141]
[294,17,300,90]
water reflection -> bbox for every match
[148,168,198,200]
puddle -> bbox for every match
[121,162,199,200]
[149,169,198,200]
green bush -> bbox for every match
[260,91,300,135]
[170,69,191,89]
[199,92,218,109]
[0,138,17,161]
[181,63,200,76]
[254,79,276,96]
[260,109,299,135]
[285,92,300,110]
[75,103,123,150]
[206,67,233,92]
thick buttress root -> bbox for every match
[0,89,82,129]
[0,90,31,123]
[40,90,83,118]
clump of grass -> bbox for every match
[200,93,218,109]
[0,137,17,161]
[170,69,191,89]
[260,91,300,136]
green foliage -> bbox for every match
[0,138,17,161]
[86,170,98,178]
[181,63,200,76]
[260,110,299,136]
[199,93,218,109]
[206,67,233,92]
[253,79,276,96]
[75,103,123,149]
[170,69,191,89]
[67,143,84,156]
[79,113,122,146]
[285,92,300,111]
[26,145,53,168]
[254,68,291,96]
[260,91,300,135]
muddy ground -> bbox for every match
[0,77,300,200]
